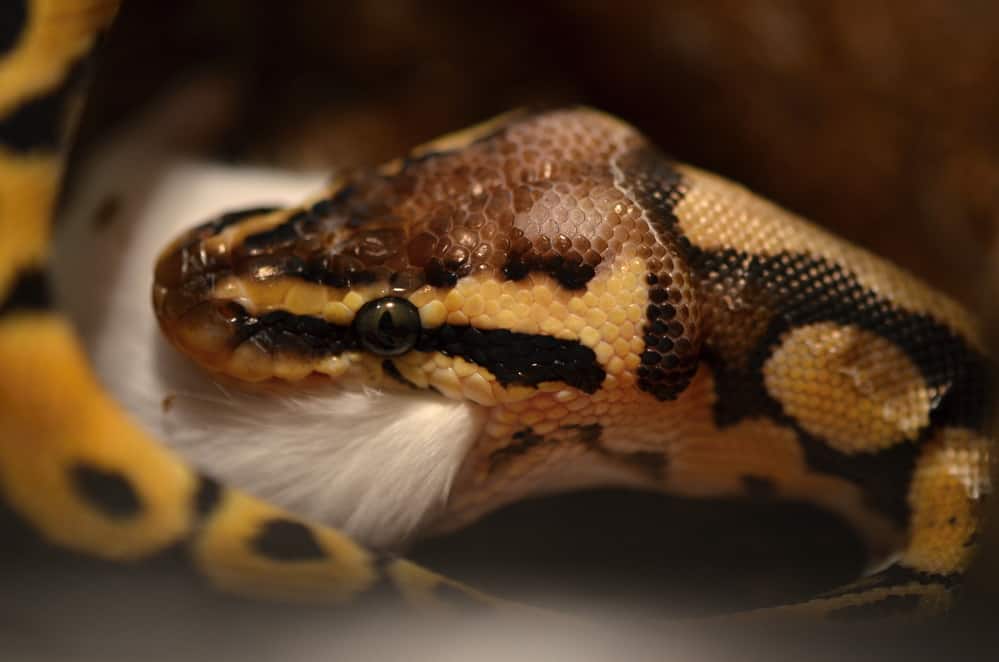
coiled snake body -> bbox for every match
[0,0,993,622]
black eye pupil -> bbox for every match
[377,310,397,334]
[354,297,421,356]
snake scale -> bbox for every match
[0,0,994,627]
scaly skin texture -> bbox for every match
[0,0,993,623]
[154,107,993,618]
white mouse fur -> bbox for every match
[53,79,482,549]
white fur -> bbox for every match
[53,80,482,549]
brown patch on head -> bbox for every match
[156,109,653,302]
[152,206,280,324]
[763,322,934,453]
[372,107,649,290]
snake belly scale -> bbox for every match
[0,0,994,622]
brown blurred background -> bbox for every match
[55,0,999,650]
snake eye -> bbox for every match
[353,297,422,356]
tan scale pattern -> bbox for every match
[442,365,904,557]
[901,428,993,574]
[672,164,983,351]
[195,251,651,395]
[763,322,934,453]
[396,254,650,405]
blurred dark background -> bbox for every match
[47,0,999,657]
[78,0,999,308]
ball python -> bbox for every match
[0,0,993,624]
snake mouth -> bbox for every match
[152,220,236,371]
[152,206,364,382]
[152,174,421,382]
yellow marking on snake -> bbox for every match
[765,322,933,453]
[0,0,994,625]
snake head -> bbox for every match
[153,108,702,402]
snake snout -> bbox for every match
[152,221,244,371]
[153,204,367,382]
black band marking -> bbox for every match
[0,267,51,317]
[250,519,326,562]
[237,206,390,290]
[617,146,700,401]
[70,464,143,519]
[695,248,990,431]
[501,251,596,290]
[193,475,222,518]
[424,257,462,288]
[196,205,281,236]
[570,423,669,482]
[617,145,687,244]
[690,247,991,526]
[488,428,547,470]
[241,209,309,253]
[0,56,89,153]
[232,307,358,358]
[0,0,27,57]
[227,301,604,393]
[488,424,666,482]
[416,324,606,393]
[346,552,407,608]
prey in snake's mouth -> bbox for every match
[152,108,990,590]
[151,107,706,551]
